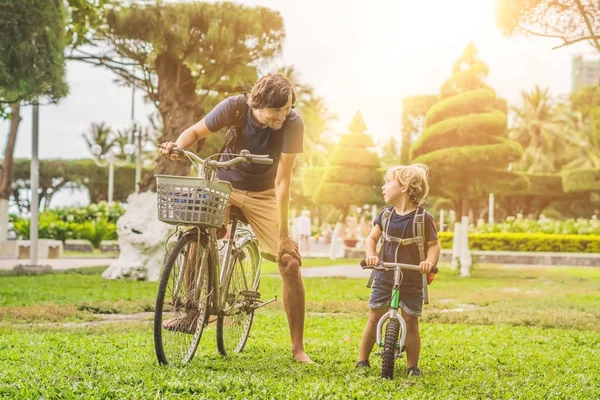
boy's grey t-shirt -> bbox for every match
[374,208,438,291]
[204,95,304,192]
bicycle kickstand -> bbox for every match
[251,296,278,310]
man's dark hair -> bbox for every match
[248,73,297,109]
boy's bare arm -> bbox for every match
[426,240,441,266]
[365,225,382,257]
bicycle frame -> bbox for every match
[375,266,409,350]
[360,261,429,353]
[167,147,269,317]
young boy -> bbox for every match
[356,164,441,376]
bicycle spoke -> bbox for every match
[217,240,259,355]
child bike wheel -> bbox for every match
[381,319,401,379]
[154,232,211,365]
[216,239,260,356]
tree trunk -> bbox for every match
[0,102,22,241]
[139,53,202,192]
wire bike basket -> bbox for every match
[155,175,232,228]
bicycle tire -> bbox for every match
[154,232,211,365]
[216,238,260,356]
[381,318,400,379]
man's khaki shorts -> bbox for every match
[228,188,278,262]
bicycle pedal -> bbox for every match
[240,291,261,299]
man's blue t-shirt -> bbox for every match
[204,95,304,192]
[374,208,438,291]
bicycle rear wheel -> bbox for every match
[154,232,211,365]
[381,319,400,379]
[216,239,260,356]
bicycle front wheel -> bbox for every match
[381,318,401,379]
[216,238,260,356]
[154,232,211,365]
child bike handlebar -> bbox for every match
[360,259,438,305]
[360,259,438,274]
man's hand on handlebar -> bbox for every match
[159,142,182,161]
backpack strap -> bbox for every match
[219,92,249,155]
[413,206,426,262]
[367,208,393,288]
[413,206,431,303]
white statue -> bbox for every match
[102,192,172,281]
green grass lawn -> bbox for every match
[0,263,599,398]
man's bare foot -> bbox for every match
[293,350,314,363]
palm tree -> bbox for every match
[82,122,116,157]
[560,107,600,169]
[509,86,566,173]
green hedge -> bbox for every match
[424,87,496,128]
[562,168,600,193]
[412,110,507,159]
[10,203,123,248]
[438,232,600,253]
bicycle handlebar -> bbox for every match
[159,145,274,169]
[360,259,438,274]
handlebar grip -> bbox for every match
[158,144,183,159]
[251,157,273,165]
[171,147,183,158]
[431,266,439,274]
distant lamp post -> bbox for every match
[130,125,150,193]
[91,144,133,203]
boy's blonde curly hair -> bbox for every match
[384,163,430,206]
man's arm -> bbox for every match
[159,118,212,159]
[275,152,301,262]
[175,119,212,149]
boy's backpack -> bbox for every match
[366,206,427,289]
[217,93,284,163]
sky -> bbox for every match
[1,0,595,162]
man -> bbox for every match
[159,73,312,363]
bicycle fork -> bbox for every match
[376,268,407,359]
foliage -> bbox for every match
[438,231,600,253]
[10,203,123,246]
[0,0,68,103]
[472,215,600,235]
[275,67,336,210]
[400,95,438,164]
[0,0,70,205]
[12,158,151,209]
[82,122,116,158]
[411,43,527,203]
[68,1,287,187]
[509,86,567,173]
[496,0,600,52]
[312,111,383,217]
[65,0,114,48]
[562,167,600,193]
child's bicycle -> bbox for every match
[360,259,438,379]
[153,145,277,365]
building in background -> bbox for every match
[572,54,600,92]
